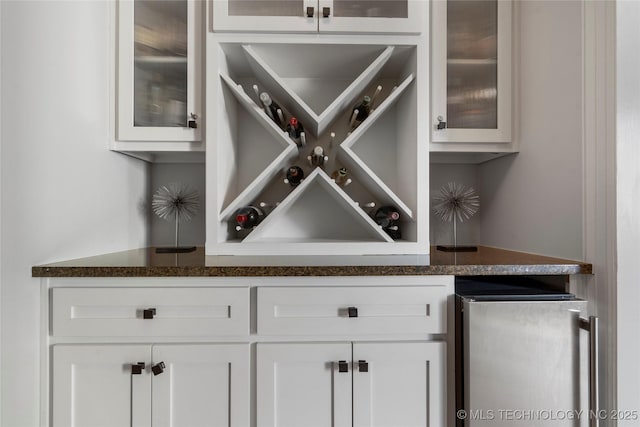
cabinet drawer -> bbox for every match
[51,287,249,337]
[257,286,448,336]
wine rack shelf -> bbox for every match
[207,39,428,255]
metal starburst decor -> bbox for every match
[432,182,479,251]
[152,182,199,252]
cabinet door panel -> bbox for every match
[318,0,424,33]
[352,342,446,427]
[431,0,512,146]
[52,345,151,427]
[117,0,202,142]
[212,0,316,32]
[257,342,352,427]
[152,344,250,427]
[52,287,249,337]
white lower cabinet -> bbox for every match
[44,276,452,427]
[257,341,445,427]
[52,343,250,427]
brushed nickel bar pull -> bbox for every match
[580,315,599,427]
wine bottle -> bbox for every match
[286,117,304,146]
[350,95,371,128]
[331,167,352,187]
[234,206,264,231]
[260,92,283,127]
[374,206,400,228]
[308,146,328,167]
[284,166,304,187]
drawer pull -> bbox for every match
[337,360,349,373]
[152,361,166,376]
[358,360,369,372]
[131,362,145,375]
[348,307,358,318]
[143,308,156,319]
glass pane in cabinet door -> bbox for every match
[447,0,497,129]
[228,0,303,17]
[333,0,407,18]
[134,0,188,127]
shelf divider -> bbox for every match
[242,44,395,136]
[338,73,416,220]
[243,168,393,244]
[218,73,299,220]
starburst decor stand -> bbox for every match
[152,182,200,253]
[432,182,480,252]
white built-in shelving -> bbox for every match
[207,37,428,255]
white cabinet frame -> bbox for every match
[430,0,512,147]
[116,0,203,145]
[212,0,425,34]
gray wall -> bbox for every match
[478,0,583,260]
[1,2,149,425]
[150,163,206,247]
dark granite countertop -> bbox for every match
[32,246,592,277]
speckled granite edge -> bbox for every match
[32,263,591,278]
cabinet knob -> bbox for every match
[188,113,198,129]
[337,360,349,373]
[152,361,166,376]
[322,7,330,17]
[358,360,369,372]
[131,362,146,375]
[306,6,314,17]
[348,307,358,318]
[143,308,156,319]
[436,116,447,130]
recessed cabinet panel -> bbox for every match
[52,287,249,337]
[352,342,446,427]
[256,342,352,427]
[208,41,428,255]
[116,0,202,147]
[257,285,448,336]
[152,344,250,427]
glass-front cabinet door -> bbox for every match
[212,0,423,33]
[431,0,511,145]
[117,0,202,143]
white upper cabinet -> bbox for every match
[212,0,425,33]
[115,0,203,154]
[430,0,513,159]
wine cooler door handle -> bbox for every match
[579,316,599,427]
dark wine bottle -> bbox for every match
[234,206,264,231]
[331,167,352,187]
[284,166,304,187]
[308,146,328,167]
[286,117,304,146]
[374,206,400,228]
[350,95,371,128]
[260,92,283,127]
